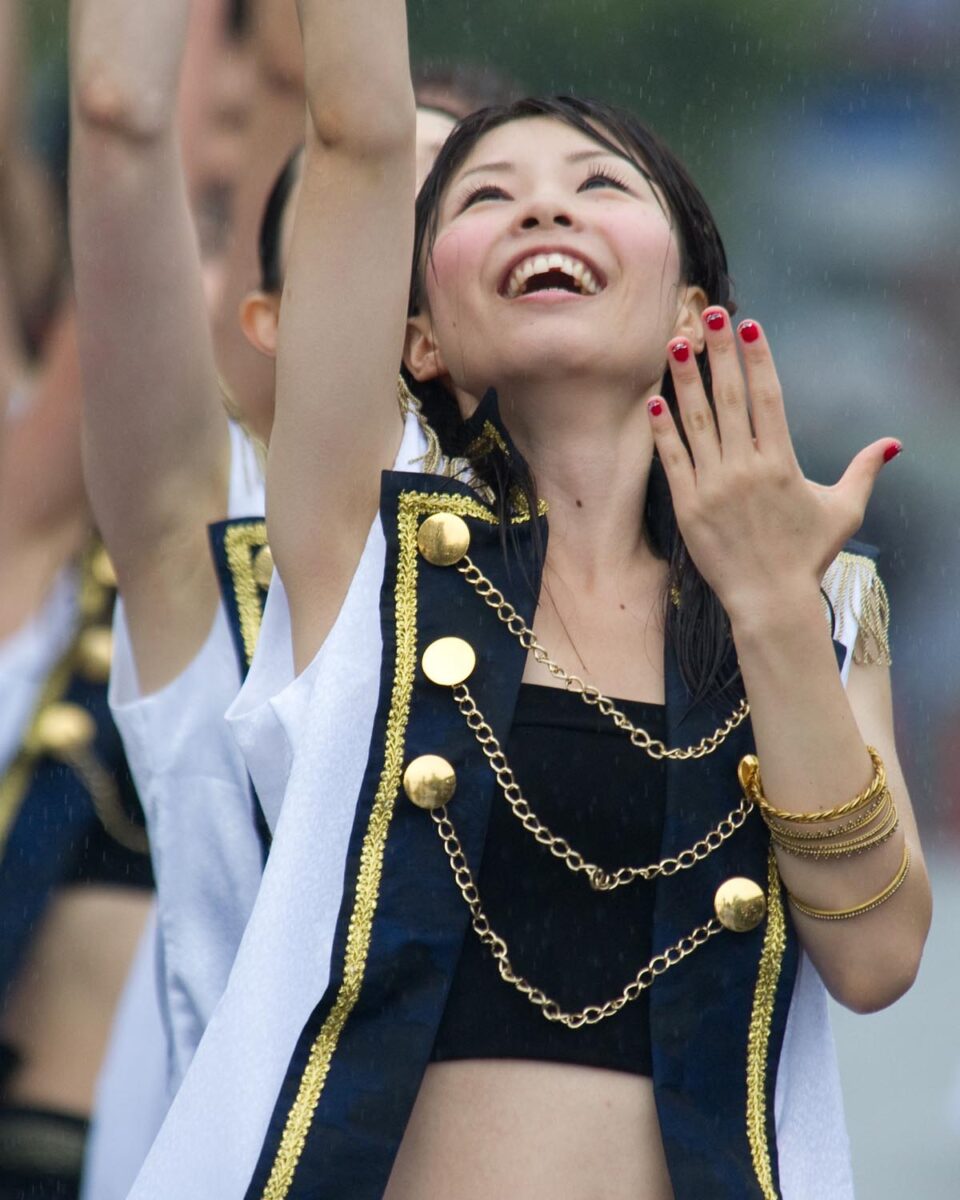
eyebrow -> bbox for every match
[456,148,629,183]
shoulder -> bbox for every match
[821,541,892,669]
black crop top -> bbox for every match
[431,683,666,1076]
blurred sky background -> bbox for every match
[21,0,960,1193]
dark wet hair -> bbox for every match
[258,148,304,293]
[407,96,739,704]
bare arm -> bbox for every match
[212,0,303,424]
[70,0,232,693]
[269,0,415,670]
[650,314,931,1013]
[0,1,30,408]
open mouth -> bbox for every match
[502,252,604,300]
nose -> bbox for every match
[515,195,575,231]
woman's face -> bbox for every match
[413,117,699,406]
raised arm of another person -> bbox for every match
[70,0,232,694]
[0,0,30,411]
[269,0,415,669]
[212,0,304,425]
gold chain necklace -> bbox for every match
[457,558,750,760]
[429,802,724,1029]
[408,515,763,1028]
[453,682,753,891]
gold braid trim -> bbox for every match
[821,551,892,667]
[223,521,270,668]
[397,375,443,475]
[745,848,787,1200]
[0,657,74,860]
[260,489,513,1199]
[0,542,149,859]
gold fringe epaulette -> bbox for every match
[821,551,892,667]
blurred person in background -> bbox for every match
[68,0,514,1193]
[0,4,154,1198]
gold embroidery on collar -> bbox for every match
[0,543,149,859]
[0,657,74,859]
[261,490,515,1198]
[745,848,786,1200]
[223,522,269,668]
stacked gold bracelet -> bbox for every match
[738,747,909,920]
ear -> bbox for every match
[239,291,281,359]
[673,285,709,353]
[403,311,448,384]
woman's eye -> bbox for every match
[580,171,631,193]
[460,185,510,211]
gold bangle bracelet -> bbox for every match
[764,789,888,842]
[771,805,899,860]
[787,845,910,921]
[741,746,887,826]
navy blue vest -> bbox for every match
[242,403,849,1200]
[0,546,151,1009]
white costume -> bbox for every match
[122,406,873,1198]
[82,422,265,1199]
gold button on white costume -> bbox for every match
[714,877,766,933]
[417,513,470,567]
[422,637,476,687]
[253,544,275,589]
[31,703,97,757]
[403,755,457,810]
[90,546,118,590]
[76,627,114,684]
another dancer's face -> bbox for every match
[415,117,695,406]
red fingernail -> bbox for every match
[883,442,902,464]
[648,398,664,417]
[670,341,690,363]
[705,311,726,332]
[739,321,760,344]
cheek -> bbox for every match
[425,221,496,322]
[616,215,683,296]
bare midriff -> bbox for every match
[1,885,152,1116]
[385,1059,675,1200]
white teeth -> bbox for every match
[503,252,603,299]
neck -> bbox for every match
[486,375,667,594]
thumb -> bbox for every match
[833,437,902,516]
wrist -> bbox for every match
[725,579,827,646]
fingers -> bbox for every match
[833,438,903,527]
[732,318,794,461]
[665,336,720,471]
[699,308,754,459]
[646,395,696,510]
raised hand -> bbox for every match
[646,309,902,625]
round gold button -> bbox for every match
[417,513,470,567]
[422,637,476,687]
[403,755,457,811]
[76,627,114,684]
[714,877,767,933]
[253,544,275,589]
[90,547,118,590]
[31,703,97,757]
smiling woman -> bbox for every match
[123,4,930,1199]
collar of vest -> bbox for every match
[244,460,845,1200]
[208,517,273,860]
